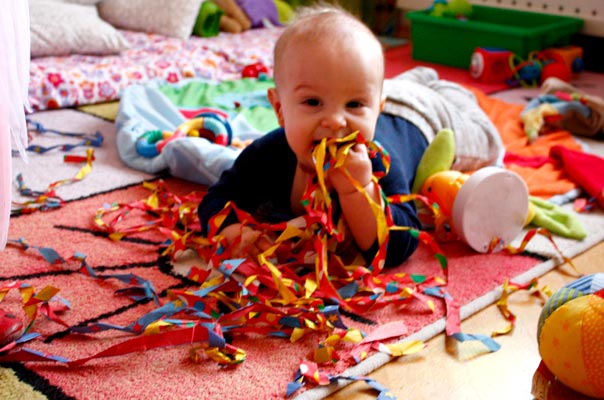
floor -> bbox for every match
[324,49,604,400]
[327,241,604,400]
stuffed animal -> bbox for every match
[193,1,226,37]
[523,77,604,141]
[193,0,294,37]
[521,92,594,142]
[429,0,472,19]
[193,0,251,36]
[537,273,604,398]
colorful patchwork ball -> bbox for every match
[537,273,604,398]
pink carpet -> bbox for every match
[0,177,544,399]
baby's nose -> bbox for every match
[320,112,347,134]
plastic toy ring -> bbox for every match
[193,112,233,144]
[136,116,231,158]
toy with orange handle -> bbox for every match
[413,129,529,253]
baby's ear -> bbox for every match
[267,88,285,127]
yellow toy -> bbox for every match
[537,273,604,398]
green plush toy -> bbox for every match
[411,128,456,194]
[193,1,224,37]
[527,196,587,240]
[429,0,473,19]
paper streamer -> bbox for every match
[2,133,575,398]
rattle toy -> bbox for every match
[136,113,232,158]
[508,52,543,87]
[472,46,581,87]
[537,273,604,399]
[508,49,576,88]
[421,167,529,253]
[413,129,529,253]
[192,0,224,38]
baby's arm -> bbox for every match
[219,223,273,260]
[335,172,420,267]
[328,143,383,251]
[198,156,269,260]
[328,141,421,267]
[198,130,288,259]
[199,177,275,260]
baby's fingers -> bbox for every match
[234,231,274,261]
[256,234,274,253]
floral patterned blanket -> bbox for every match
[28,27,282,112]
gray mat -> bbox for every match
[12,109,155,204]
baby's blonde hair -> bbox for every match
[272,3,384,84]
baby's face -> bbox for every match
[269,37,384,172]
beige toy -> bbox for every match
[212,0,251,33]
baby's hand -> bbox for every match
[328,142,373,195]
[219,223,274,260]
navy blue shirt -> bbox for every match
[198,113,428,267]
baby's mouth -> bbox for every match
[309,133,361,171]
[311,133,360,152]
[311,139,324,148]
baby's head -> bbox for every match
[268,4,385,172]
[272,4,384,86]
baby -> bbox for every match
[198,4,428,267]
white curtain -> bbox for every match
[0,0,30,249]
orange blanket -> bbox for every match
[471,88,583,199]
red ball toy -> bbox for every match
[540,53,572,83]
[241,62,268,78]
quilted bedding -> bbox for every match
[28,27,283,112]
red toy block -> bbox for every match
[470,47,514,83]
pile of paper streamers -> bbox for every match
[0,134,572,398]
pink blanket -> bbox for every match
[28,28,282,112]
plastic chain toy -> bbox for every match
[136,113,232,158]
[508,52,543,87]
[471,46,582,87]
[508,49,577,88]
[537,273,604,399]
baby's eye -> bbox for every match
[303,98,321,107]
[346,101,364,108]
